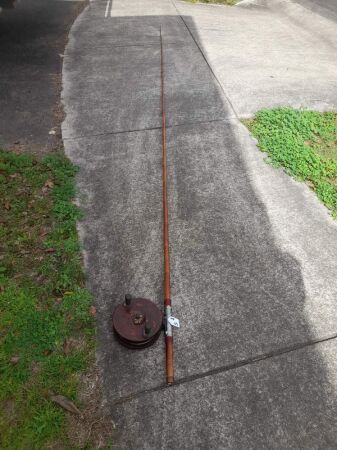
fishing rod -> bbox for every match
[112,27,179,385]
[160,26,175,386]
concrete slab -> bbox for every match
[66,118,337,402]
[167,119,337,381]
[111,339,337,449]
[62,0,337,446]
[67,10,192,46]
[164,43,233,125]
[174,0,337,117]
[106,0,177,17]
[68,129,166,396]
[62,44,162,138]
[63,16,232,138]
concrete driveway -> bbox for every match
[62,0,337,447]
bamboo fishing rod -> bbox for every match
[160,27,174,386]
[112,28,179,386]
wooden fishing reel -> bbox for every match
[112,295,163,349]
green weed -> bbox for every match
[0,151,95,449]
[245,108,337,217]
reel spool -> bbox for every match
[112,295,163,349]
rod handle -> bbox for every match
[166,336,174,385]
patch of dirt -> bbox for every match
[1,399,16,423]
[66,366,114,449]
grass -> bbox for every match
[245,108,337,218]
[0,150,95,449]
[184,0,237,5]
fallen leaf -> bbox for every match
[65,314,73,324]
[9,173,18,179]
[31,362,41,375]
[10,356,20,365]
[44,180,54,189]
[39,227,49,237]
[63,340,71,354]
[4,201,11,210]
[89,305,96,316]
[51,395,81,415]
[36,274,45,283]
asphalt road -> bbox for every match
[63,0,337,448]
[0,0,85,154]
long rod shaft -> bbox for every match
[160,27,174,385]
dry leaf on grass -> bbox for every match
[44,180,54,188]
[10,356,20,365]
[44,248,55,253]
[63,340,71,354]
[89,305,96,316]
[44,180,54,189]
[51,395,82,416]
[39,227,49,237]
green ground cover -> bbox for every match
[245,108,337,218]
[0,150,95,449]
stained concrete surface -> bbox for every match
[62,0,337,447]
[62,37,233,138]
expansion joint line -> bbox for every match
[111,332,337,407]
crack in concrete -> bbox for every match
[111,332,337,407]
[63,117,233,141]
[64,41,190,53]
